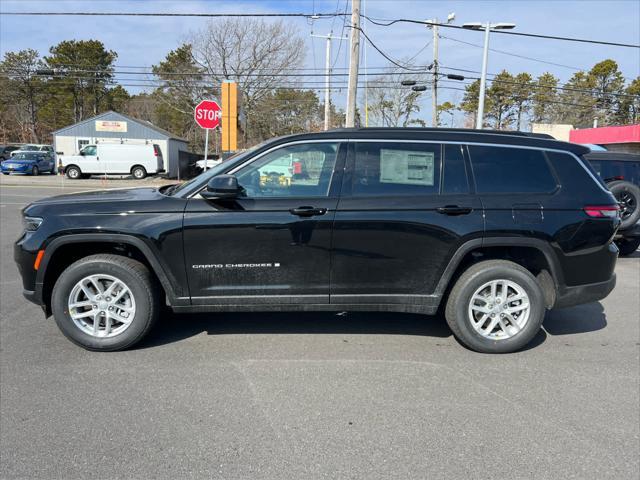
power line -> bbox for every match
[440,35,584,72]
[362,16,640,49]
[440,35,638,82]
[4,11,636,48]
[347,25,430,72]
[0,11,342,18]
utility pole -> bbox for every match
[346,0,361,128]
[426,13,455,128]
[431,22,439,128]
[312,32,348,130]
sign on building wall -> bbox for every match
[95,120,127,132]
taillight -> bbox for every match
[583,205,620,218]
[153,146,159,157]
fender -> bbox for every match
[36,233,189,306]
[433,236,565,298]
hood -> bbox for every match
[7,158,38,164]
[31,187,161,206]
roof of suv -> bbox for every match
[270,128,591,156]
[585,151,640,162]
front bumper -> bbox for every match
[2,164,31,174]
[554,273,616,309]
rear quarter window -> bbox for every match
[468,145,557,194]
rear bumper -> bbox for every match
[554,273,616,309]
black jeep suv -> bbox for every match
[15,128,620,353]
[586,151,640,256]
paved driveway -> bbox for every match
[1,184,638,479]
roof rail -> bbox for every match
[328,127,554,140]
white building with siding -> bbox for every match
[52,111,189,178]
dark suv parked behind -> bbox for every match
[15,128,620,353]
[586,151,640,256]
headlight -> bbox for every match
[23,216,43,231]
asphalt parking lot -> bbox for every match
[1,178,639,479]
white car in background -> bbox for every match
[10,144,55,158]
[195,158,223,171]
[60,143,164,179]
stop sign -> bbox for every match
[194,100,222,129]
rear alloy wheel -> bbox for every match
[66,166,81,179]
[31,166,39,176]
[132,166,147,179]
[51,254,160,351]
[615,237,640,256]
[445,260,545,353]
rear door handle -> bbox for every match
[436,205,473,216]
[289,206,327,217]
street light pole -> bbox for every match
[312,33,348,131]
[463,21,516,129]
[476,23,491,130]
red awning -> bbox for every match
[569,124,640,145]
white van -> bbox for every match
[61,143,164,179]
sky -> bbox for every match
[1,0,639,127]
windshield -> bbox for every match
[20,145,39,151]
[170,143,267,196]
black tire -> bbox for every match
[31,166,39,176]
[615,237,640,256]
[131,165,147,179]
[2,172,9,175]
[608,181,640,229]
[66,165,82,180]
[51,254,160,351]
[445,260,545,354]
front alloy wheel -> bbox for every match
[68,274,136,338]
[52,254,159,351]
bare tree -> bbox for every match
[0,49,45,142]
[188,18,306,144]
[365,67,428,127]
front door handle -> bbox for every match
[289,206,327,217]
[436,205,473,216]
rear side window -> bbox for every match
[468,145,557,194]
[352,142,441,196]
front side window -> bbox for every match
[468,145,557,194]
[234,142,339,198]
[352,142,441,196]
[82,146,97,156]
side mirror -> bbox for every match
[79,151,85,156]
[201,174,243,200]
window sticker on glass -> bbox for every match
[380,149,435,186]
